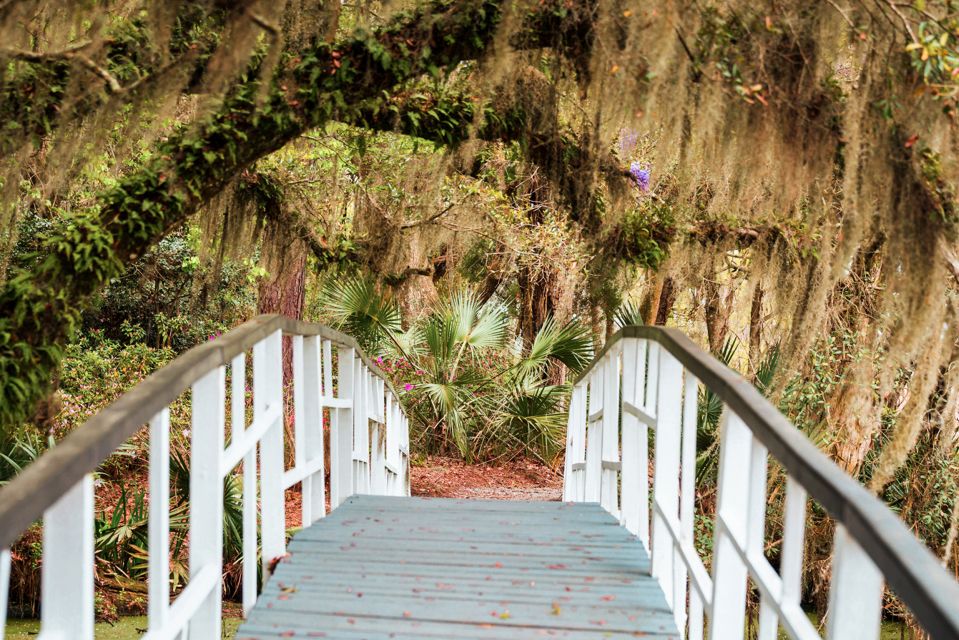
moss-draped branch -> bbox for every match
[0,0,606,430]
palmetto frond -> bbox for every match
[614,299,645,328]
[515,316,593,381]
[321,276,402,354]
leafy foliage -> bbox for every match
[321,277,592,463]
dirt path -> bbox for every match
[410,456,563,501]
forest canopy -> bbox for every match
[1,0,959,631]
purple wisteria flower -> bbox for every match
[630,162,651,192]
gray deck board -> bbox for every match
[235,495,680,639]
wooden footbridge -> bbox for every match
[0,316,957,639]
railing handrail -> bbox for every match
[0,314,395,550]
[574,325,959,639]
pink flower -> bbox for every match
[416,370,424,376]
[403,383,414,391]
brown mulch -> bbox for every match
[410,456,563,501]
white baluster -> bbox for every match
[257,331,285,578]
[620,338,648,539]
[676,370,699,632]
[303,336,325,524]
[231,352,257,616]
[39,474,94,640]
[0,547,9,640]
[826,525,883,640]
[292,335,307,524]
[651,350,683,612]
[149,408,171,631]
[584,370,604,503]
[708,412,753,640]
[562,382,584,502]
[331,346,355,506]
[188,366,225,639]
[601,349,621,515]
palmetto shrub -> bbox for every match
[322,278,593,464]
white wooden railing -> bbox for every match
[563,326,959,640]
[0,315,409,640]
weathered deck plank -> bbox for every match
[235,495,680,639]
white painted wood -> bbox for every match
[302,336,325,525]
[188,366,224,640]
[40,474,94,640]
[219,403,282,475]
[292,333,307,476]
[780,478,807,605]
[707,411,752,640]
[572,383,588,502]
[600,349,621,515]
[675,370,698,632]
[257,331,285,580]
[644,341,660,415]
[230,349,258,617]
[352,362,370,494]
[1,547,10,639]
[826,524,884,640]
[332,346,355,507]
[562,382,583,501]
[140,563,218,640]
[584,370,604,503]
[651,349,683,611]
[149,408,171,630]
[688,587,704,640]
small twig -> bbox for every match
[1,40,122,93]
[248,12,279,36]
[399,201,458,230]
[825,0,857,29]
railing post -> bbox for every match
[651,349,683,613]
[302,336,326,525]
[708,411,753,640]
[148,408,171,631]
[562,382,586,502]
[292,335,307,525]
[677,371,700,633]
[620,337,649,542]
[371,379,387,495]
[584,369,604,503]
[351,359,369,494]
[232,352,258,617]
[256,331,285,580]
[758,477,807,640]
[0,547,9,638]
[826,525,883,640]
[188,366,225,639]
[40,474,94,640]
[331,346,355,507]
[601,349,621,515]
